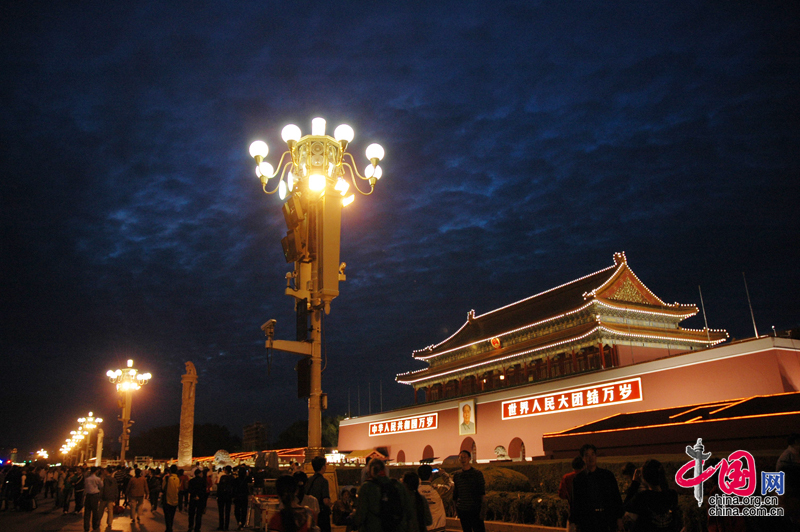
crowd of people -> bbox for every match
[3,436,797,532]
[268,455,450,532]
[0,461,264,532]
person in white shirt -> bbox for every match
[417,465,446,532]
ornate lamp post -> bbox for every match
[106,359,152,464]
[77,412,102,465]
[248,117,385,460]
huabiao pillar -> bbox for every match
[177,361,198,468]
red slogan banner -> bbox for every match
[502,377,642,420]
[369,413,438,437]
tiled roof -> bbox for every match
[416,260,620,357]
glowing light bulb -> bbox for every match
[365,164,383,179]
[309,174,326,191]
[281,124,302,143]
[335,177,350,196]
[334,124,354,143]
[311,117,326,136]
[342,194,355,207]
[278,179,287,200]
[365,143,384,161]
[259,161,274,178]
[249,141,268,159]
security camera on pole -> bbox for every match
[249,118,385,461]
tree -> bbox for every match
[273,415,344,449]
[128,424,242,459]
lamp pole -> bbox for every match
[77,412,102,465]
[106,359,152,464]
[248,118,384,460]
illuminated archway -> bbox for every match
[396,450,406,464]
[460,437,476,462]
[422,445,434,461]
[508,437,525,461]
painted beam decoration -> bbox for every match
[502,377,643,419]
[369,412,438,436]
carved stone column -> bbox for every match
[177,362,198,468]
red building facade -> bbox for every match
[338,254,798,461]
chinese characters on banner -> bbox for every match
[369,413,438,437]
[501,377,642,419]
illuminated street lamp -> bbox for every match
[77,412,103,465]
[36,449,48,461]
[248,118,385,460]
[106,359,152,463]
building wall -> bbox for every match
[339,338,799,462]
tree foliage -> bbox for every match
[129,423,242,459]
[273,415,343,449]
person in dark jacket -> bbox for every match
[572,444,624,532]
[217,465,234,530]
[71,467,86,515]
[232,468,251,530]
[452,450,485,532]
[100,467,119,530]
[624,460,681,532]
[187,469,207,532]
[147,468,162,513]
[306,457,331,532]
[403,472,432,532]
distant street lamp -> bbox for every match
[36,449,48,461]
[77,412,102,465]
[106,359,152,464]
[248,117,385,460]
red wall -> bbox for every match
[338,339,799,462]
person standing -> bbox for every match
[126,468,149,524]
[623,459,680,532]
[268,475,313,532]
[83,467,104,532]
[290,471,319,526]
[217,465,234,530]
[56,467,67,508]
[148,468,162,513]
[417,465,446,532]
[44,468,56,499]
[403,472,432,532]
[352,458,413,532]
[558,456,585,532]
[306,457,332,532]
[572,444,624,532]
[62,468,75,514]
[178,468,190,513]
[188,469,207,532]
[113,466,127,506]
[232,468,251,530]
[452,450,485,532]
[162,465,180,532]
[72,467,86,515]
[100,467,118,531]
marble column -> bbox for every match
[95,429,104,467]
[177,361,198,468]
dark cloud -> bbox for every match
[1,1,798,458]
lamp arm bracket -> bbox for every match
[260,151,292,195]
[342,161,375,196]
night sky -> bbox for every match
[2,1,798,460]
